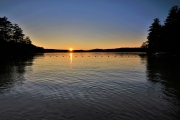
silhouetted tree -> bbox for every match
[141,41,148,48]
[0,17,13,42]
[23,36,31,44]
[143,5,180,55]
[12,24,24,43]
[0,16,44,55]
[147,18,162,53]
[163,5,180,53]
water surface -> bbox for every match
[0,53,180,120]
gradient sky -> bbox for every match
[0,0,180,49]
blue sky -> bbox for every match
[0,0,180,49]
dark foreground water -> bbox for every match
[0,52,180,120]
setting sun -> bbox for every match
[69,48,73,52]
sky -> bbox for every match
[0,0,180,50]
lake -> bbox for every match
[0,52,180,120]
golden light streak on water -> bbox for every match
[70,53,73,68]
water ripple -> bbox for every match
[0,53,180,120]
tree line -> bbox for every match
[0,16,44,55]
[142,5,180,55]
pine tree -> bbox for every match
[164,5,180,53]
[0,17,13,42]
[147,18,162,53]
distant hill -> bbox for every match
[44,48,147,52]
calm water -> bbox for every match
[0,53,180,120]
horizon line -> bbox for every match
[44,47,142,50]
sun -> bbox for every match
[69,48,73,52]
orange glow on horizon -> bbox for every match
[31,38,143,50]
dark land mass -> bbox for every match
[44,48,147,53]
[0,40,44,55]
[0,16,44,56]
[2,5,180,56]
[142,5,180,55]
[1,17,146,55]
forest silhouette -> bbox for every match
[1,5,180,55]
[0,17,44,55]
[142,5,180,55]
[0,16,145,54]
[0,16,146,54]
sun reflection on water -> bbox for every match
[70,53,73,68]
